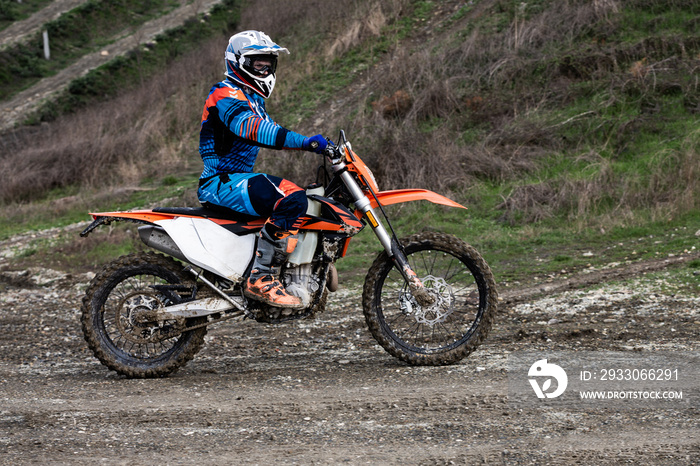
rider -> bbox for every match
[197,30,328,309]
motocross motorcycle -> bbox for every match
[80,131,498,378]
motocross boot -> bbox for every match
[244,225,303,309]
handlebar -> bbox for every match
[323,140,342,163]
[318,130,348,164]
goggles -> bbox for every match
[244,54,278,77]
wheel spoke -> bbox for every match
[102,273,184,359]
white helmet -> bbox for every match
[224,30,289,98]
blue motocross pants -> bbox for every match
[198,172,307,232]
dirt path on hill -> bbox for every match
[0,0,222,133]
[0,0,90,48]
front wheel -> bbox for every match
[362,232,497,365]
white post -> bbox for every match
[43,30,50,60]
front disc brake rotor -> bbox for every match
[399,275,455,327]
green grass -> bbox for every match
[608,265,700,297]
[330,201,700,287]
[272,37,387,125]
[0,0,54,31]
[616,7,698,39]
[0,169,202,240]
[4,164,697,291]
[271,0,440,126]
[11,221,146,273]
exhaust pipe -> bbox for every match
[138,225,188,262]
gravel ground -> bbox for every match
[0,249,698,464]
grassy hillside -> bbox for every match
[0,0,184,100]
[0,0,698,286]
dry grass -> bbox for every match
[338,2,606,192]
[239,0,403,57]
[499,129,700,226]
[0,0,697,232]
[0,36,223,203]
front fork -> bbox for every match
[388,237,436,307]
[339,171,435,307]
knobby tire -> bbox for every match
[362,232,498,366]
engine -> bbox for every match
[283,263,322,307]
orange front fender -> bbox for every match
[365,189,467,211]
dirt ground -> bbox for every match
[0,240,698,465]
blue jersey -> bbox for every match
[198,80,306,179]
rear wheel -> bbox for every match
[81,253,207,378]
[362,232,497,365]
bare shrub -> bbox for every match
[498,181,559,224]
[498,156,614,225]
[509,1,600,49]
[593,0,620,18]
[239,0,339,39]
[324,1,400,58]
[239,0,404,58]
[345,0,611,194]
[372,90,413,119]
[366,128,468,193]
[353,121,531,193]
[635,136,699,217]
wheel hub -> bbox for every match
[115,291,183,344]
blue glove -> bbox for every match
[302,134,328,154]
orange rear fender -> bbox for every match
[80,209,261,237]
[86,210,257,227]
[87,210,178,223]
